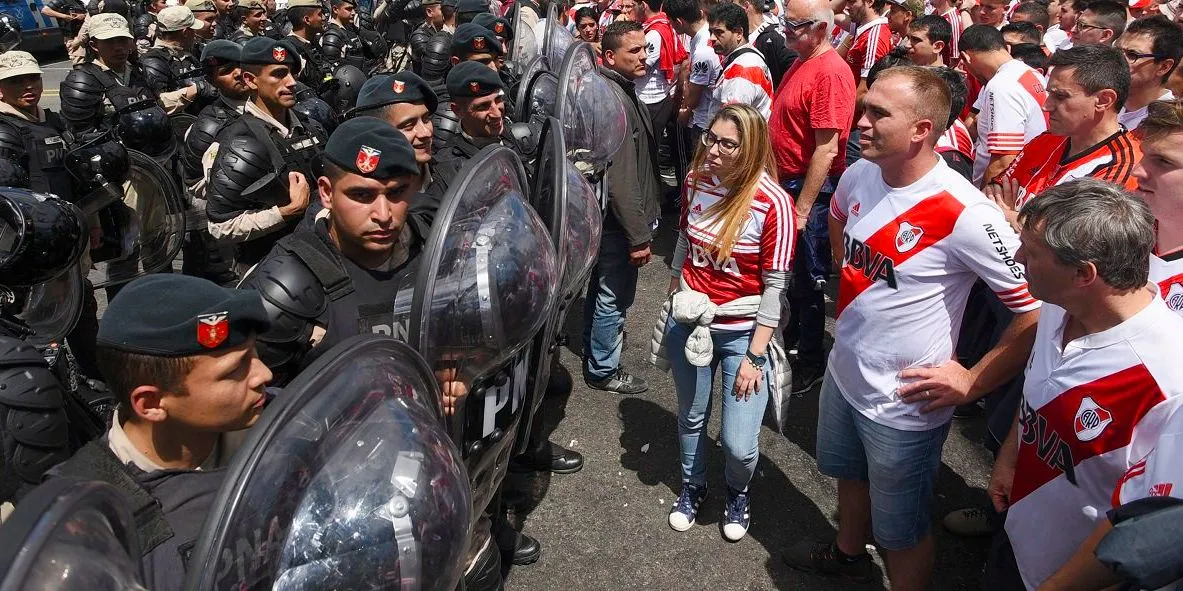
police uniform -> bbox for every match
[430,24,504,152]
[226,0,266,41]
[239,117,423,385]
[133,9,158,52]
[204,37,327,270]
[408,0,440,75]
[319,0,366,69]
[47,274,272,591]
[0,52,74,201]
[433,59,518,176]
[285,0,331,90]
[352,71,442,236]
[139,6,218,115]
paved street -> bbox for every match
[34,46,1000,589]
[33,52,69,113]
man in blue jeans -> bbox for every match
[782,175,839,394]
[584,21,662,394]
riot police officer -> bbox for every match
[139,6,219,115]
[0,52,74,204]
[60,13,194,134]
[408,0,443,75]
[41,0,89,64]
[189,0,220,36]
[434,59,514,170]
[228,0,270,42]
[47,273,274,591]
[239,117,438,385]
[205,36,326,272]
[183,39,250,196]
[212,0,239,38]
[285,0,331,90]
[133,0,166,52]
[431,23,503,150]
[472,11,512,50]
[320,0,365,69]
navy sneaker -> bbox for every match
[723,487,751,541]
[668,483,707,532]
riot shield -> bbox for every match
[0,478,146,590]
[404,146,559,549]
[514,118,601,452]
[514,55,554,123]
[87,149,186,288]
[541,5,574,68]
[15,268,85,347]
[507,1,539,66]
[184,335,471,591]
[554,41,627,174]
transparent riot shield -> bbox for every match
[514,118,601,452]
[87,149,187,288]
[405,146,559,553]
[0,478,146,591]
[541,4,574,67]
[15,268,85,347]
[516,63,557,125]
[184,335,471,591]
[554,41,627,175]
[508,1,540,67]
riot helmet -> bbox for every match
[184,336,471,591]
[294,82,339,133]
[324,63,366,113]
[63,129,131,214]
[0,12,22,52]
[114,99,176,157]
[0,479,146,591]
[0,188,87,288]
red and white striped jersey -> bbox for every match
[972,59,1049,184]
[830,22,853,50]
[1005,298,1183,589]
[1152,253,1183,317]
[828,158,1039,430]
[709,45,774,120]
[936,118,974,161]
[938,8,963,66]
[847,16,892,81]
[998,129,1142,209]
[679,171,796,331]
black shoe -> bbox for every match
[495,527,542,566]
[791,364,825,396]
[585,369,648,394]
[783,541,873,583]
[510,441,584,474]
[464,540,505,591]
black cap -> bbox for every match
[239,37,301,74]
[472,13,512,40]
[456,0,488,13]
[354,71,439,114]
[97,275,271,357]
[452,22,503,57]
[200,39,241,64]
[324,117,419,179]
[446,60,505,98]
[440,0,458,7]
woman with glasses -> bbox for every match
[662,104,795,541]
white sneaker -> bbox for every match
[668,483,706,532]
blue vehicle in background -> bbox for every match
[1,0,69,54]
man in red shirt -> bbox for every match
[769,0,856,394]
[845,0,893,91]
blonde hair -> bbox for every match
[686,103,778,262]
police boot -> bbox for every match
[509,439,584,474]
[463,540,505,591]
[492,516,541,566]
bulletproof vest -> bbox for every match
[213,13,238,39]
[320,22,365,69]
[234,114,324,264]
[0,112,74,201]
[141,47,206,92]
[63,63,154,133]
[286,34,329,91]
[408,22,437,74]
[182,99,242,184]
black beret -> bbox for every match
[452,23,504,57]
[440,0,458,7]
[472,13,512,40]
[200,39,241,64]
[446,60,505,98]
[455,0,487,13]
[354,71,439,114]
[239,37,301,74]
[97,275,271,357]
[324,117,419,179]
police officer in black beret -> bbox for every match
[432,24,506,149]
[47,274,274,591]
[434,60,523,177]
[471,11,510,49]
[453,0,488,24]
[351,71,446,234]
[182,39,249,197]
[239,117,441,390]
[205,36,327,274]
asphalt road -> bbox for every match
[32,48,998,589]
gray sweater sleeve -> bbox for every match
[756,269,789,328]
[671,230,689,276]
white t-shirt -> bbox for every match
[1152,252,1183,317]
[708,45,774,121]
[687,25,720,129]
[1042,24,1069,54]
[1119,89,1176,131]
[972,59,1049,185]
[1005,297,1183,589]
[636,28,673,104]
[828,157,1039,431]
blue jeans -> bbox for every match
[667,320,769,491]
[815,372,951,550]
[781,176,837,368]
[582,230,639,381]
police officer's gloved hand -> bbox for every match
[195,78,219,101]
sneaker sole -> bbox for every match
[584,380,649,395]
[669,517,695,532]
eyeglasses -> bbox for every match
[783,18,819,30]
[1072,21,1108,32]
[1121,48,1161,63]
[701,131,740,155]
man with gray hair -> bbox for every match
[784,65,1040,591]
[985,178,1183,589]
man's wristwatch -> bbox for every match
[745,350,767,370]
